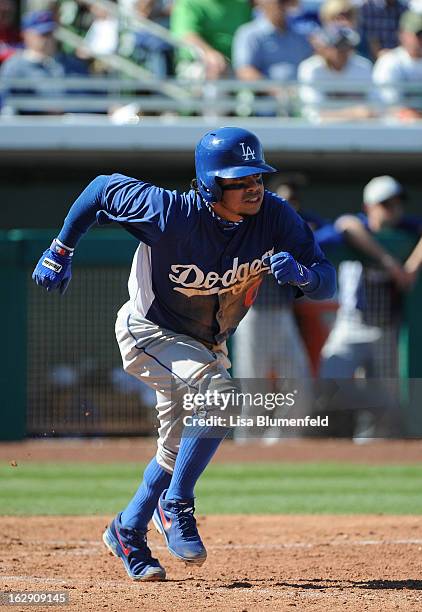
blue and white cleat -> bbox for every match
[152,490,207,566]
[103,513,166,581]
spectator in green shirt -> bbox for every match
[170,0,252,79]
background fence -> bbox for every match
[1,228,422,440]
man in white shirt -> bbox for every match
[298,25,375,122]
[373,10,422,120]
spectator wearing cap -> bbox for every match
[360,0,408,61]
[317,175,422,301]
[373,10,422,120]
[298,25,375,122]
[319,0,359,30]
[317,0,371,56]
[232,0,312,83]
[316,176,422,438]
[0,10,88,114]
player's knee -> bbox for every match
[156,444,177,474]
[199,377,243,418]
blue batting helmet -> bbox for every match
[195,127,277,204]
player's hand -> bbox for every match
[32,240,73,295]
[264,251,312,287]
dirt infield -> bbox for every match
[1,515,422,612]
[1,437,422,465]
[1,439,421,611]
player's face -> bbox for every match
[213,174,265,221]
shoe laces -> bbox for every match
[173,502,198,539]
[120,526,152,557]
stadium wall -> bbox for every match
[1,119,421,228]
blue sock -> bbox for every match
[166,425,229,501]
[120,456,171,530]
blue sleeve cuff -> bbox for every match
[301,268,320,292]
[301,261,337,300]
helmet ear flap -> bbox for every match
[198,177,222,204]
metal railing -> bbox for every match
[55,27,189,101]
[1,76,421,118]
[55,0,204,99]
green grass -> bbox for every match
[1,462,421,516]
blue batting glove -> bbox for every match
[263,251,312,287]
[32,239,74,295]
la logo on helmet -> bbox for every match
[240,142,256,161]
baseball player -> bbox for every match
[316,176,422,436]
[32,127,336,581]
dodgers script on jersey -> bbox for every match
[96,174,329,346]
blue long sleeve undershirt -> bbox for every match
[57,175,110,248]
[56,173,336,300]
[299,264,336,300]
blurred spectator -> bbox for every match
[84,3,119,57]
[373,10,422,120]
[360,0,408,61]
[120,0,173,27]
[318,175,421,378]
[298,25,375,122]
[0,0,20,65]
[119,0,174,77]
[232,0,312,82]
[316,176,422,437]
[170,0,252,79]
[318,0,371,55]
[285,1,321,38]
[319,0,359,29]
[0,10,89,114]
